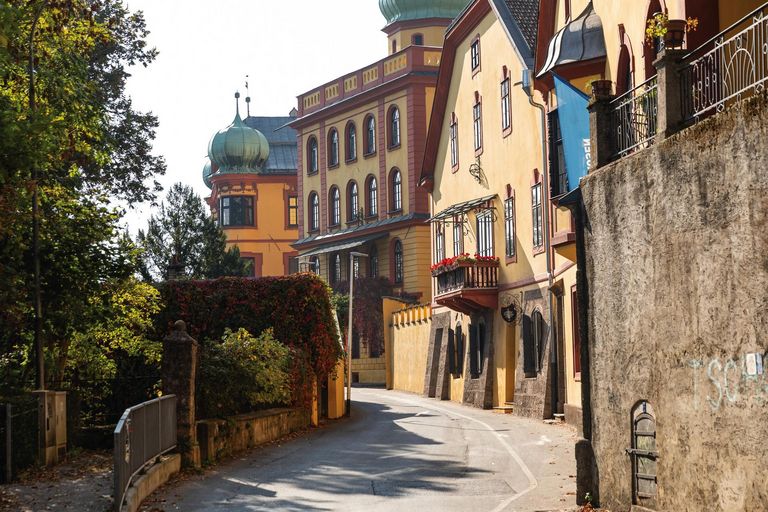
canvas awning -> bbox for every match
[536,1,606,78]
[300,232,388,257]
[429,194,497,222]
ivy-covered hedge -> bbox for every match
[156,275,342,406]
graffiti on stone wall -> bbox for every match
[689,352,767,411]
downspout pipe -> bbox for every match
[520,70,556,415]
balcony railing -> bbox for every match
[681,2,768,122]
[433,260,499,296]
[610,76,658,159]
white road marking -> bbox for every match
[369,392,538,512]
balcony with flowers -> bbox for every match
[431,253,499,314]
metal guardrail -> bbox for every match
[681,2,768,121]
[610,76,659,158]
[113,395,176,512]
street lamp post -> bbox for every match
[346,251,368,417]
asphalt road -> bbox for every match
[145,388,578,512]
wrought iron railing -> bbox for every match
[609,76,659,158]
[434,260,498,296]
[113,395,176,512]
[681,2,768,122]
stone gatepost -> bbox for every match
[654,48,687,140]
[162,320,200,468]
[587,85,615,170]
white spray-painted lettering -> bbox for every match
[689,352,767,411]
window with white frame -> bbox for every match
[434,222,445,263]
[330,187,341,226]
[473,95,482,151]
[504,196,515,257]
[450,113,459,168]
[365,115,376,154]
[532,183,543,247]
[367,176,378,217]
[476,210,493,257]
[348,182,359,221]
[389,107,401,147]
[391,169,402,212]
[501,77,511,131]
[328,128,339,167]
[307,137,318,174]
[309,192,320,231]
[453,219,463,256]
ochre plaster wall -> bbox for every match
[390,303,432,394]
[388,26,448,54]
[210,177,298,277]
[582,93,768,511]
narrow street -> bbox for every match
[145,389,578,512]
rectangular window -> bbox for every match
[473,100,482,151]
[504,197,515,258]
[470,39,480,71]
[434,222,445,263]
[450,117,458,168]
[288,195,298,227]
[531,183,543,247]
[476,210,493,257]
[548,110,568,196]
[453,219,463,256]
[220,196,254,227]
[501,78,511,131]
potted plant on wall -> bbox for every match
[646,13,699,48]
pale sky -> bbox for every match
[122,0,387,233]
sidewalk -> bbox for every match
[0,450,113,512]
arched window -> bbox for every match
[307,136,318,174]
[369,247,379,278]
[346,122,357,161]
[643,0,663,80]
[630,401,658,503]
[348,181,359,221]
[616,39,633,95]
[308,192,320,231]
[388,106,401,148]
[328,128,339,167]
[329,187,340,226]
[365,115,376,155]
[391,169,402,212]
[366,175,378,217]
[393,240,403,284]
[309,255,320,275]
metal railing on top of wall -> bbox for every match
[113,395,176,512]
[609,76,659,159]
[680,2,768,122]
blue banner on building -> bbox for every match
[552,73,590,192]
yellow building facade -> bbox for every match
[290,1,468,384]
[203,98,299,276]
[418,0,581,421]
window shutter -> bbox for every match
[522,314,535,374]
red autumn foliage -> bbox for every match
[156,274,343,407]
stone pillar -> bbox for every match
[654,48,687,140]
[587,85,615,170]
[162,320,200,468]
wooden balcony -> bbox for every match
[433,260,499,314]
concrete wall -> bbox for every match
[390,303,432,394]
[197,408,309,464]
[581,93,768,511]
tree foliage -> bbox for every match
[136,182,250,282]
[0,0,166,386]
[197,328,292,419]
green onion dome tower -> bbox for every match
[378,0,469,26]
[207,92,269,176]
[202,158,214,189]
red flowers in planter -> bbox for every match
[430,253,499,273]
